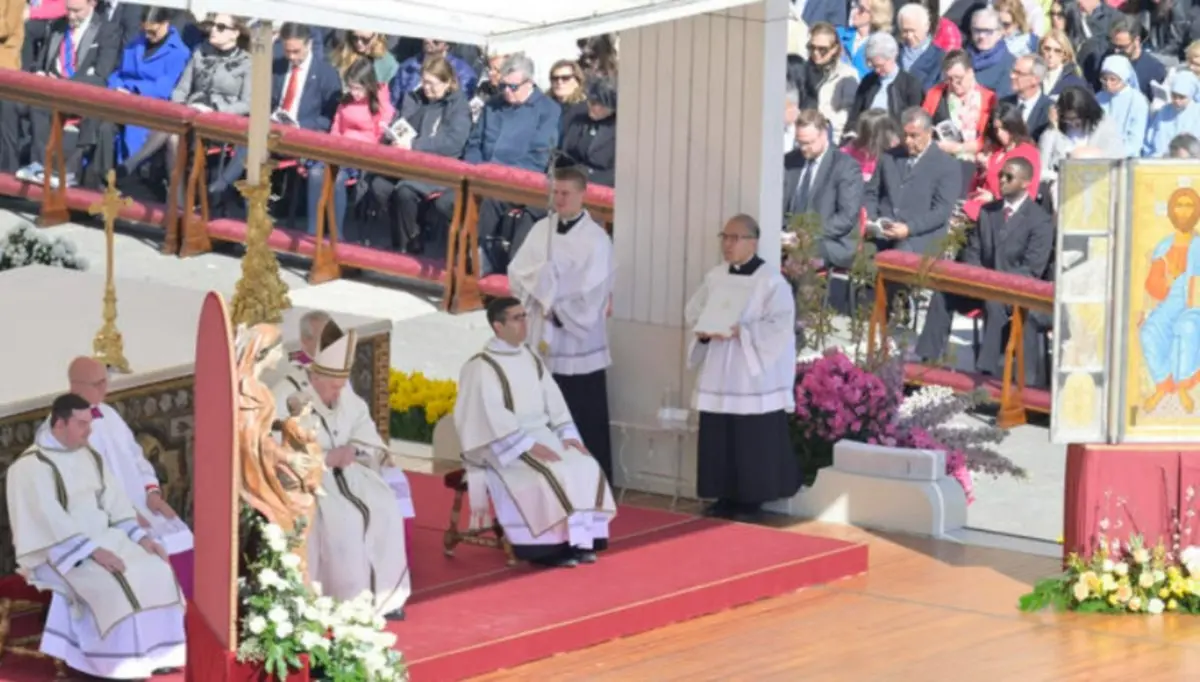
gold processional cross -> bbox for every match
[88,170,132,374]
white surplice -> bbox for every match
[507,211,615,375]
[273,366,411,616]
[8,431,185,679]
[36,404,193,554]
[685,263,797,414]
[453,339,616,547]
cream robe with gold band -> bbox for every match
[272,367,411,616]
[7,431,185,679]
[453,338,616,547]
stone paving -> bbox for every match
[0,204,1064,541]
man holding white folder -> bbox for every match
[685,215,800,521]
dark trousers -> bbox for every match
[512,538,609,561]
[367,176,454,253]
[27,108,111,183]
[477,198,544,275]
[915,291,1045,384]
[552,369,613,483]
[0,100,21,172]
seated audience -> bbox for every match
[897,2,945,90]
[1003,54,1053,142]
[1095,55,1148,158]
[271,22,341,133]
[923,50,996,168]
[558,76,616,187]
[107,7,190,164]
[367,55,471,253]
[328,31,399,85]
[962,101,1040,221]
[799,22,859,136]
[390,38,476,108]
[838,0,893,78]
[865,106,961,256]
[15,0,122,188]
[844,32,923,136]
[915,157,1053,380]
[453,296,616,568]
[966,8,1016,98]
[785,108,866,269]
[546,59,586,108]
[1037,29,1088,96]
[1039,86,1123,205]
[464,53,561,275]
[1170,132,1200,158]
[995,0,1037,58]
[306,58,393,241]
[1144,72,1200,158]
[1083,16,1166,102]
[840,107,901,180]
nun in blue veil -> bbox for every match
[1096,55,1149,158]
[1144,71,1200,158]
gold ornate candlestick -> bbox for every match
[229,163,291,327]
[89,170,132,374]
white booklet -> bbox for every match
[148,515,194,555]
[693,273,756,336]
[382,117,417,144]
[934,120,963,143]
[864,217,895,239]
[270,109,298,126]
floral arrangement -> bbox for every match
[792,348,1025,501]
[0,223,87,271]
[237,517,408,681]
[1020,535,1200,614]
[388,369,457,443]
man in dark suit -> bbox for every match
[914,157,1054,377]
[865,107,961,257]
[270,23,342,133]
[844,32,925,138]
[784,108,864,269]
[99,0,142,50]
[14,0,121,187]
[1004,54,1052,143]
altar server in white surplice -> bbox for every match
[507,164,616,482]
[685,214,801,522]
[8,393,185,680]
[454,297,617,568]
[272,321,410,619]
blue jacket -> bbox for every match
[390,52,477,110]
[108,27,190,161]
[463,88,561,172]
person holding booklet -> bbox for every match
[684,214,800,522]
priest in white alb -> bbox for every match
[9,393,186,680]
[272,321,411,619]
[507,164,617,482]
[685,214,801,522]
[454,297,617,568]
[44,356,195,599]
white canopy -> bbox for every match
[151,0,760,51]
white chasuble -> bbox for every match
[8,431,185,679]
[508,212,615,375]
[453,339,616,547]
[273,368,410,616]
[685,263,797,415]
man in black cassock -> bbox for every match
[685,214,801,521]
[506,165,616,482]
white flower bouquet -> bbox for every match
[236,517,408,681]
[0,223,87,271]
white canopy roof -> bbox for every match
[154,0,760,51]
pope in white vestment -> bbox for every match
[271,323,411,618]
[8,394,185,679]
[507,167,617,481]
[685,215,800,521]
[454,297,616,568]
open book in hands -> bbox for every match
[864,217,896,240]
[382,117,418,146]
[933,120,963,143]
[270,109,298,126]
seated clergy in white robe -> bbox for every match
[507,164,617,482]
[8,393,185,680]
[454,297,617,568]
[685,214,801,522]
[272,322,411,619]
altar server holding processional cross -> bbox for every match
[507,164,616,482]
[9,393,186,680]
[454,297,617,568]
[685,214,801,521]
[272,321,411,619]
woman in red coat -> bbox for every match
[962,100,1042,221]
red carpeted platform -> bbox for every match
[0,473,867,682]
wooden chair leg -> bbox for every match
[38,112,69,227]
[0,597,12,655]
[444,488,464,556]
[494,523,517,566]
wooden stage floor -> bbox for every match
[461,490,1200,682]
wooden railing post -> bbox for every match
[180,134,213,257]
[439,178,468,311]
[447,188,483,313]
[997,305,1029,428]
[310,163,342,284]
[867,272,888,359]
[162,129,191,255]
[38,111,69,227]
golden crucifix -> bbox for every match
[88,170,132,374]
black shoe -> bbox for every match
[702,500,735,519]
[384,608,405,621]
[531,551,579,569]
[574,549,598,564]
[730,503,764,523]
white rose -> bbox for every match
[267,606,289,624]
[1114,562,1129,577]
[1138,571,1156,589]
[276,621,294,638]
[281,553,302,570]
[247,615,267,634]
[1148,598,1165,614]
[259,568,282,589]
[1180,546,1200,567]
[1102,559,1115,572]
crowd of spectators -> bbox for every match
[0,1,619,273]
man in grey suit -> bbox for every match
[914,157,1054,378]
[864,107,961,258]
[783,109,865,269]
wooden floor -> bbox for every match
[457,490,1200,682]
